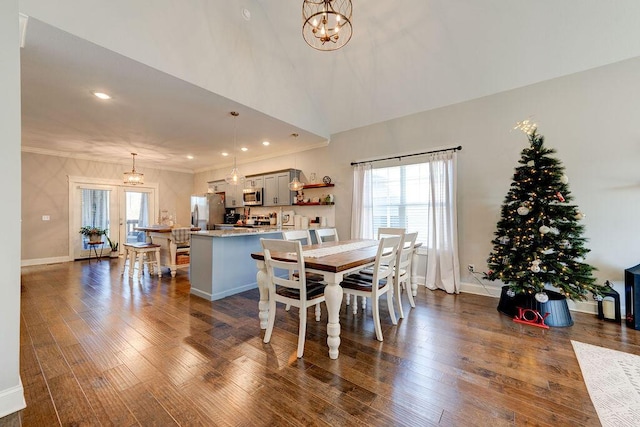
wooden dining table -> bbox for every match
[251,239,380,359]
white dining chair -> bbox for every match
[354,227,406,313]
[281,229,323,312]
[261,238,325,358]
[340,235,402,341]
[394,232,419,319]
[314,228,339,243]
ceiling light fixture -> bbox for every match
[123,153,144,185]
[225,112,245,186]
[302,0,353,51]
[288,134,305,191]
[92,91,111,100]
[262,141,270,146]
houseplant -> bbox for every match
[106,235,119,258]
[79,225,107,243]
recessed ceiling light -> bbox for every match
[186,155,194,160]
[262,141,270,146]
[92,91,111,100]
[241,147,248,152]
[221,152,229,157]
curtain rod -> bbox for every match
[350,145,462,166]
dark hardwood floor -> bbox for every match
[6,258,640,426]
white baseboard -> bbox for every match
[0,380,25,419]
[21,255,71,267]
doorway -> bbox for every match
[69,177,157,260]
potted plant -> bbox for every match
[79,225,107,243]
[106,235,119,258]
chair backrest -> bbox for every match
[396,232,418,280]
[314,228,339,243]
[171,227,192,246]
[282,229,313,246]
[260,238,307,298]
[377,227,405,239]
[371,235,402,292]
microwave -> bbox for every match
[242,188,263,206]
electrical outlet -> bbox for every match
[468,264,475,272]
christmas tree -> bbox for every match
[485,121,600,302]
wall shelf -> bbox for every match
[293,202,335,206]
[302,183,334,189]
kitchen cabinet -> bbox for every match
[209,180,240,208]
[263,169,298,206]
[245,175,264,189]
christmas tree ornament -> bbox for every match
[560,174,569,184]
[517,206,530,216]
[539,225,550,234]
[527,160,535,167]
[498,236,510,245]
[575,211,585,220]
[530,265,541,273]
[535,292,549,303]
[556,192,565,202]
[506,289,516,298]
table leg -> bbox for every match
[255,260,269,329]
[324,279,343,360]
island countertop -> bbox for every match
[193,229,283,238]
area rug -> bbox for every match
[571,340,640,426]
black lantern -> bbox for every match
[596,280,621,323]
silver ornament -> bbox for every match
[517,206,530,216]
[535,292,549,303]
[506,289,516,298]
[539,225,550,234]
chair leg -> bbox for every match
[345,293,351,306]
[405,280,416,308]
[128,249,135,278]
[352,295,358,315]
[137,251,144,279]
[387,290,397,325]
[285,304,291,311]
[362,296,367,310]
[395,280,405,319]
[372,296,383,342]
[120,248,128,276]
[297,304,307,358]
[315,303,321,321]
[263,298,276,344]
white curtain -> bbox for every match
[351,163,373,239]
[424,152,460,294]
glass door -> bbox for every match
[120,189,154,245]
[72,185,118,259]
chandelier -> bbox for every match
[302,0,353,51]
[225,111,245,185]
[123,153,144,185]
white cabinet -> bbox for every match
[209,180,240,208]
[245,176,264,189]
[263,170,297,206]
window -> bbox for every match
[365,160,451,246]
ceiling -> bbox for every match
[19,1,640,173]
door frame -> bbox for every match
[68,175,159,260]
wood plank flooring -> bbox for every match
[5,258,640,426]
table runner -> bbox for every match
[300,240,378,258]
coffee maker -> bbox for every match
[224,212,240,224]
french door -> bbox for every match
[69,177,157,260]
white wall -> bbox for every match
[0,0,26,418]
[195,56,640,314]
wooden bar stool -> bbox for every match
[121,242,162,279]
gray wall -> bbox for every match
[21,152,194,262]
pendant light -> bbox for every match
[288,135,305,191]
[123,153,144,185]
[225,111,245,185]
[302,0,353,51]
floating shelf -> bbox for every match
[302,183,334,189]
[293,202,335,206]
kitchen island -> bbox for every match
[190,228,283,301]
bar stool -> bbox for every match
[121,242,162,279]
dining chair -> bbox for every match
[394,232,419,319]
[314,228,339,243]
[340,235,402,342]
[281,229,323,312]
[354,227,406,313]
[261,238,326,358]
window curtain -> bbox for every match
[351,163,373,239]
[424,151,460,294]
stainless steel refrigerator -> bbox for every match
[191,193,225,230]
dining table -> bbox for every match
[251,238,380,359]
